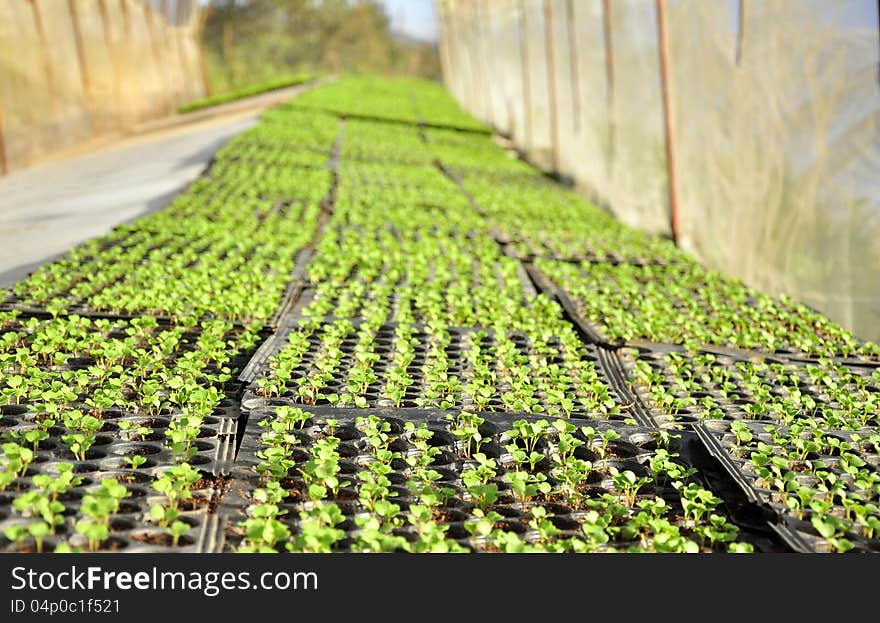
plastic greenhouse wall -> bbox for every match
[435,0,880,343]
[0,0,206,173]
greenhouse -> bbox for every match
[1,74,878,555]
[1,0,879,571]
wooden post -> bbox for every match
[29,0,56,109]
[544,0,560,171]
[519,0,532,149]
[656,0,681,244]
[566,0,580,132]
[602,0,615,167]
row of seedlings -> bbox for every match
[293,75,487,132]
[227,87,768,552]
[245,224,629,421]
[418,94,880,552]
[533,259,876,359]
[698,420,880,552]
[423,128,686,266]
[245,137,637,422]
[0,106,343,552]
[0,312,258,551]
[624,346,880,552]
[226,406,761,552]
[422,125,877,360]
[419,112,880,555]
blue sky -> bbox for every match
[380,0,438,42]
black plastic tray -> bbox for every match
[694,421,880,553]
[216,405,780,553]
[237,320,648,424]
[621,344,880,430]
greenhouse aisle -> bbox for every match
[0,114,258,287]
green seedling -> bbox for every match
[118,420,153,442]
[166,521,191,547]
[76,478,129,551]
[1,442,34,489]
[447,412,485,459]
[505,470,551,511]
[150,463,201,528]
[287,502,346,553]
[461,453,498,510]
[609,467,651,508]
[124,456,147,470]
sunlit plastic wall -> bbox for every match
[436,0,880,342]
[0,0,205,172]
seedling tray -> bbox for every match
[289,278,540,330]
[292,102,492,135]
[0,406,238,474]
[528,260,878,361]
[1,247,314,332]
[1,185,327,328]
[620,345,880,430]
[502,239,678,268]
[694,421,880,553]
[518,263,620,347]
[263,248,315,329]
[239,320,648,424]
[0,455,227,553]
[0,316,265,413]
[432,161,488,218]
[220,146,331,169]
[217,406,777,553]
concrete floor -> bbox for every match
[0,114,258,287]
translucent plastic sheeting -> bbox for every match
[436,0,880,342]
[668,0,880,341]
[128,1,165,122]
[607,0,669,235]
[178,23,206,104]
[437,0,469,116]
[0,0,205,172]
[544,0,573,171]
[0,2,53,168]
[521,0,553,168]
[39,2,93,153]
[77,0,121,135]
[559,0,611,211]
[479,0,525,139]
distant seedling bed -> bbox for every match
[178,73,318,114]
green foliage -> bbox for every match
[201,2,441,95]
[179,74,317,113]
